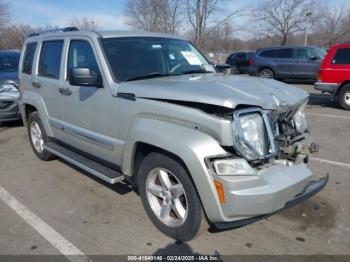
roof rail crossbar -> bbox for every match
[28,27,79,37]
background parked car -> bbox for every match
[225,51,255,74]
[0,50,21,123]
[249,45,327,81]
[314,42,350,110]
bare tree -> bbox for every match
[0,0,11,30]
[250,0,319,45]
[186,0,240,47]
[125,0,183,34]
[0,24,35,50]
[69,17,100,30]
[313,7,350,47]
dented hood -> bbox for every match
[117,74,308,110]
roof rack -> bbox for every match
[28,27,79,37]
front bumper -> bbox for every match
[213,174,328,230]
[0,94,21,122]
[314,81,339,94]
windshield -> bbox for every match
[0,53,20,72]
[101,37,213,82]
[312,47,327,58]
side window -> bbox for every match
[277,48,293,58]
[259,50,276,58]
[22,42,37,74]
[237,53,246,59]
[67,40,100,79]
[39,40,64,79]
[331,48,350,65]
[296,49,308,59]
[296,49,317,59]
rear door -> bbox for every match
[33,39,65,140]
[273,48,295,77]
[294,48,321,78]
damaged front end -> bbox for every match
[268,101,319,165]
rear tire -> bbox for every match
[231,65,239,74]
[27,112,55,161]
[259,68,274,79]
[137,152,208,241]
[338,84,350,110]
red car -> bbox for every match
[314,43,350,110]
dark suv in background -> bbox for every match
[249,46,327,80]
[0,50,21,123]
[225,51,254,74]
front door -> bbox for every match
[60,38,121,165]
[294,48,321,79]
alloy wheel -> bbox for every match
[30,121,44,153]
[146,167,188,227]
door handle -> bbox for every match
[32,81,41,88]
[58,87,72,96]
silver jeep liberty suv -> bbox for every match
[19,27,328,241]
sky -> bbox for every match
[8,0,130,29]
[7,0,350,34]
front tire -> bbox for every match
[27,112,55,161]
[138,152,208,241]
[338,84,350,110]
[259,68,274,79]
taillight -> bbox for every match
[317,71,322,82]
[249,59,255,65]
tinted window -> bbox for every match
[296,48,315,59]
[331,48,350,65]
[259,50,276,58]
[67,40,100,79]
[0,53,20,72]
[22,42,37,74]
[39,41,63,79]
[277,48,293,58]
[247,52,254,59]
[237,53,246,59]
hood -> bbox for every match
[118,74,308,110]
[0,71,18,84]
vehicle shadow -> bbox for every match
[153,241,222,260]
[282,79,315,85]
[0,119,23,129]
[308,93,340,108]
[58,159,135,196]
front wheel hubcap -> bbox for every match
[30,121,44,153]
[260,71,272,78]
[146,168,188,227]
[344,92,350,106]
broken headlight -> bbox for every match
[293,102,308,134]
[233,108,276,160]
[0,82,19,94]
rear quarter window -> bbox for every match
[22,42,37,74]
[331,48,350,65]
[259,50,276,58]
[38,40,64,79]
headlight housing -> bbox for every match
[213,158,256,176]
[233,108,276,160]
[0,82,19,94]
[293,102,308,134]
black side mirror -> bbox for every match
[214,64,231,73]
[68,68,102,87]
[309,55,318,61]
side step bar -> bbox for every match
[44,142,124,184]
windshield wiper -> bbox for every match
[180,69,209,75]
[126,72,175,82]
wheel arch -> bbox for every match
[120,117,228,222]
